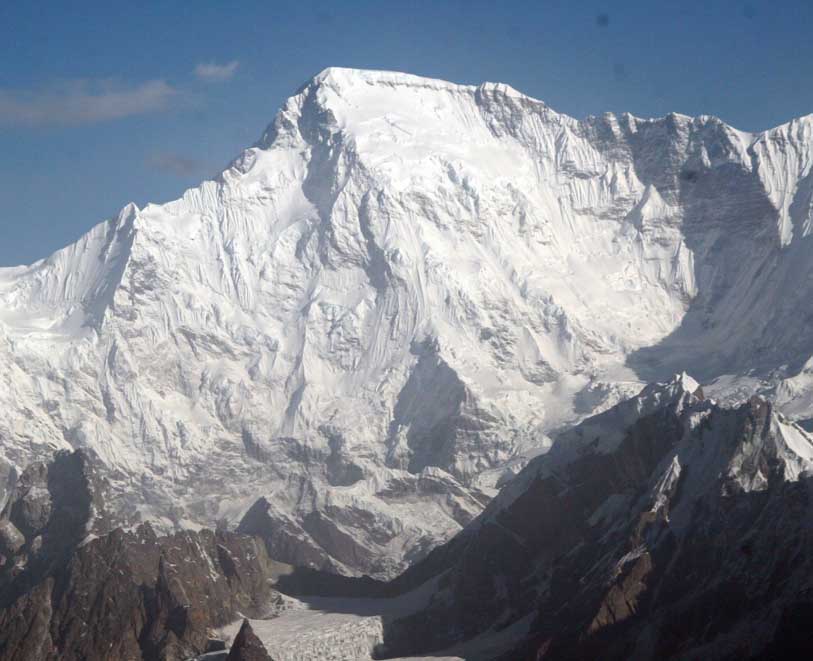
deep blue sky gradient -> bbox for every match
[1,0,811,265]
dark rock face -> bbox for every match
[381,404,688,657]
[238,497,342,574]
[0,449,116,606]
[379,384,813,661]
[226,619,274,661]
[0,450,282,661]
[0,525,279,660]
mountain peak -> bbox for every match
[3,68,813,580]
[305,66,529,98]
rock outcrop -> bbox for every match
[0,451,285,661]
[226,620,275,661]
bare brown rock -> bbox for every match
[0,450,283,661]
[226,619,274,661]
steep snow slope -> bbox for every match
[0,68,812,577]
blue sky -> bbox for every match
[0,0,811,265]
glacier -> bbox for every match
[0,67,812,578]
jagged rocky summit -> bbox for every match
[0,68,813,578]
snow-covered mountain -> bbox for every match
[1,68,812,578]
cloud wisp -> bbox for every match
[194,60,239,82]
[146,152,205,177]
[0,79,182,126]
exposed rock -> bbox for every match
[0,521,24,559]
[226,620,274,661]
[0,521,286,660]
[0,449,118,604]
[378,376,813,660]
[206,638,227,652]
[0,450,287,661]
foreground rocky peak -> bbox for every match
[226,620,275,661]
[0,69,813,578]
[380,379,813,659]
[0,450,288,661]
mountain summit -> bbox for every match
[1,68,812,577]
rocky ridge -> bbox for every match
[376,374,813,660]
[0,450,288,661]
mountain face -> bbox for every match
[1,68,813,578]
[377,374,813,660]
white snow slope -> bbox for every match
[1,68,812,577]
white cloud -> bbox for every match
[194,60,240,82]
[0,79,181,126]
